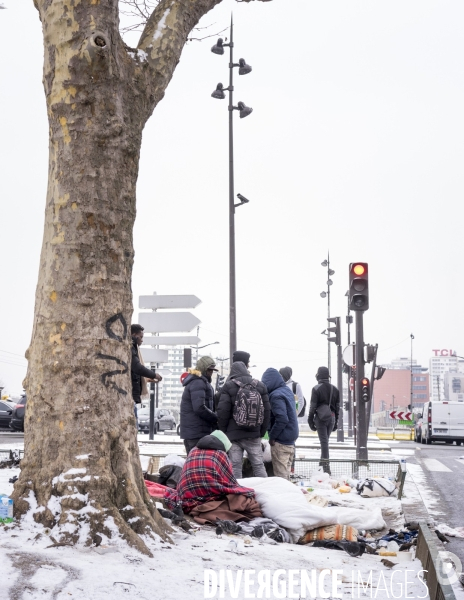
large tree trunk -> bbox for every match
[13,0,230,554]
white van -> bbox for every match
[419,401,464,445]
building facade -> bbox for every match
[429,351,464,401]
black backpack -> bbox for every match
[233,379,264,428]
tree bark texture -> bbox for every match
[13,0,237,554]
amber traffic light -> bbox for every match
[361,377,370,402]
[349,262,369,311]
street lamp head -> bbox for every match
[237,101,253,118]
[238,58,252,75]
[327,279,333,286]
[321,260,328,267]
[211,38,225,55]
[320,291,327,298]
[211,83,226,99]
[328,269,335,276]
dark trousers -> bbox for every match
[315,415,335,471]
[184,439,201,455]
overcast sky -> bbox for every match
[1,0,463,397]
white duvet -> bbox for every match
[238,477,385,543]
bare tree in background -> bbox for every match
[12,0,269,554]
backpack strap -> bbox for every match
[292,381,297,394]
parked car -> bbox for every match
[0,400,14,429]
[137,407,176,434]
[9,395,27,432]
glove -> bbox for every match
[333,421,338,432]
[309,421,317,432]
[269,439,276,447]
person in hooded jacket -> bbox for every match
[261,368,299,480]
[180,356,219,454]
[217,361,271,479]
[308,366,340,473]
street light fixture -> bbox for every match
[320,252,335,374]
[210,16,254,359]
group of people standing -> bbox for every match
[130,323,341,477]
[179,350,341,478]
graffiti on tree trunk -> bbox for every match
[97,313,129,394]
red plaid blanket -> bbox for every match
[164,448,255,513]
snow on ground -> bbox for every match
[0,465,429,599]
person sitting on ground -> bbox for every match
[180,356,219,455]
[217,361,271,479]
[308,366,340,474]
[261,368,299,480]
[164,430,260,520]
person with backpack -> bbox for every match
[261,368,299,480]
[279,366,306,417]
[308,366,340,474]
[217,361,270,479]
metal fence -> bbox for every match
[416,522,457,600]
[292,458,406,499]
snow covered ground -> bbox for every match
[0,463,430,600]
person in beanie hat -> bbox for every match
[308,366,340,473]
[232,351,250,367]
[217,361,270,479]
[180,356,219,454]
[279,366,305,415]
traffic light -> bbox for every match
[216,374,226,392]
[365,344,376,363]
[349,262,369,311]
[375,366,386,380]
[361,377,370,402]
[327,316,341,346]
[343,401,349,411]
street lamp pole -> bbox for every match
[210,18,253,360]
[228,19,237,360]
[410,333,414,411]
[320,252,334,375]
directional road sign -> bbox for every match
[142,335,201,346]
[389,411,412,421]
[139,295,201,310]
[138,312,201,334]
[140,348,169,363]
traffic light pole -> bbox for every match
[336,343,344,442]
[355,311,368,460]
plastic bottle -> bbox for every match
[0,494,13,522]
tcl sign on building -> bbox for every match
[432,350,457,357]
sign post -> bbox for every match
[138,293,202,440]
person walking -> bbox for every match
[308,366,340,474]
[261,368,299,480]
[217,361,271,479]
[180,356,219,454]
[131,324,162,427]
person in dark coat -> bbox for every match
[217,361,271,479]
[308,366,340,473]
[131,324,162,426]
[180,356,219,454]
[261,368,299,480]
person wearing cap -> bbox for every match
[308,366,340,473]
[279,366,305,416]
[180,356,219,454]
